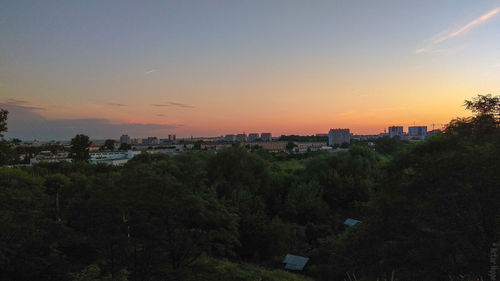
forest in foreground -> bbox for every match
[0,95,499,281]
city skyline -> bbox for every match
[2,1,500,140]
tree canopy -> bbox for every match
[0,95,498,281]
[70,134,91,162]
[0,109,7,137]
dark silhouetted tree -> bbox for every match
[446,94,500,137]
[102,139,116,151]
[119,143,131,150]
[71,134,91,162]
[0,109,7,137]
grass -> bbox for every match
[186,257,314,281]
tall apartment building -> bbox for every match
[120,134,131,144]
[224,134,235,142]
[388,126,404,138]
[408,126,427,138]
[142,137,159,146]
[328,129,351,146]
[248,133,260,142]
[131,138,142,145]
[235,133,247,142]
[261,133,272,142]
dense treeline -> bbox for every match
[0,95,499,281]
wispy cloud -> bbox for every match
[2,99,45,111]
[415,6,500,54]
[145,68,157,75]
[168,102,194,108]
[1,101,180,140]
[152,102,195,108]
[106,102,128,107]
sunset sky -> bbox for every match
[1,0,500,140]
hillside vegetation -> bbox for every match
[0,95,498,281]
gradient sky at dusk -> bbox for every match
[1,0,500,140]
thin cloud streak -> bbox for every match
[151,102,195,108]
[145,69,157,74]
[1,101,179,140]
[2,99,45,111]
[415,6,500,54]
[168,102,194,108]
[106,102,128,107]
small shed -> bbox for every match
[283,254,309,271]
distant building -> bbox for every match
[256,141,286,151]
[408,126,427,139]
[261,133,272,142]
[224,134,235,142]
[235,133,247,142]
[388,126,404,138]
[131,138,142,145]
[120,134,131,144]
[328,129,350,146]
[30,151,72,165]
[168,134,176,141]
[427,129,441,136]
[248,133,259,142]
[90,150,141,165]
[296,142,326,153]
[351,134,381,140]
[142,137,159,146]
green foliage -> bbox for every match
[446,94,500,137]
[187,258,314,281]
[0,140,15,165]
[102,139,115,151]
[44,173,70,221]
[286,141,297,151]
[118,143,131,150]
[0,108,7,137]
[71,134,92,162]
[0,110,14,165]
[464,94,500,118]
[70,264,129,281]
[374,136,404,155]
[1,95,497,281]
[309,94,500,281]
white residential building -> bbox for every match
[388,126,404,138]
[408,126,427,139]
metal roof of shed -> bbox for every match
[283,254,309,271]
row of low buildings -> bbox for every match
[387,126,440,140]
[223,132,272,142]
[30,150,142,166]
[28,140,336,166]
[117,133,273,147]
[119,134,177,146]
[327,126,441,146]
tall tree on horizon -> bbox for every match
[0,109,8,137]
[102,139,115,151]
[70,134,91,162]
